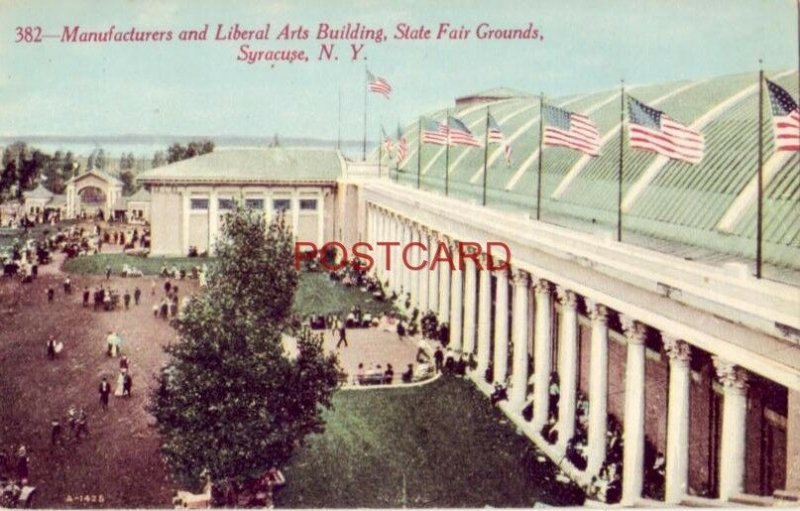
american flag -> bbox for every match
[381,125,394,156]
[445,116,482,147]
[396,124,408,162]
[766,79,800,152]
[488,113,512,165]
[542,104,600,157]
[367,70,391,99]
[627,96,704,164]
[422,117,447,145]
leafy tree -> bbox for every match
[95,148,106,170]
[42,150,66,194]
[152,150,167,168]
[120,152,136,171]
[119,169,138,195]
[63,151,79,179]
[166,140,215,164]
[149,205,340,495]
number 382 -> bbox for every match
[15,26,42,43]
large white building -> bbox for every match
[137,71,800,507]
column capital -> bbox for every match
[492,267,509,280]
[713,357,749,391]
[586,299,608,324]
[511,269,530,288]
[534,278,552,297]
[620,314,647,345]
[663,335,691,365]
[556,285,578,309]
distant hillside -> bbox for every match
[0,134,366,150]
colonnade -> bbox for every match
[366,204,756,505]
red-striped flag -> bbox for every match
[627,96,704,164]
[396,124,408,162]
[381,125,394,156]
[422,117,447,145]
[488,113,512,165]
[766,79,800,152]
[445,116,482,147]
[542,104,600,157]
[367,70,391,99]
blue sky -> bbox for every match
[0,0,797,141]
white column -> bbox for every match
[316,190,324,246]
[714,357,749,501]
[409,226,420,307]
[476,262,492,377]
[664,336,691,504]
[438,238,451,321]
[418,229,430,312]
[428,232,439,314]
[448,248,463,351]
[402,222,412,296]
[462,256,477,356]
[376,210,385,282]
[208,189,219,255]
[509,270,531,409]
[389,215,399,292]
[556,286,579,451]
[291,190,300,235]
[532,279,554,430]
[181,191,190,256]
[586,300,609,475]
[493,269,509,385]
[621,315,647,506]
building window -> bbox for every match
[273,199,291,212]
[218,198,235,211]
[299,199,318,211]
[190,198,209,210]
[245,198,264,210]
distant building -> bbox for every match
[136,148,345,256]
[65,169,123,220]
[22,184,66,221]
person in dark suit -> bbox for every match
[434,347,444,373]
[122,373,132,397]
[336,325,348,348]
[99,377,111,411]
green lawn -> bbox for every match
[293,271,397,318]
[275,377,585,508]
[63,253,208,275]
[63,255,396,317]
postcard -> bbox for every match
[0,0,798,508]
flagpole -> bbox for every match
[363,66,368,161]
[417,117,422,190]
[536,93,544,220]
[378,128,383,179]
[482,108,490,206]
[445,110,450,197]
[756,62,764,279]
[617,80,625,242]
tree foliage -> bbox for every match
[149,205,340,492]
[166,140,215,164]
[0,142,55,202]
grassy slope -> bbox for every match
[275,377,584,508]
[62,253,205,275]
